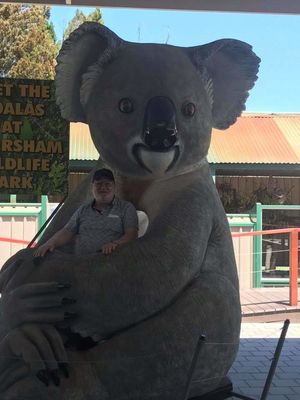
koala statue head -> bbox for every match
[56,23,260,178]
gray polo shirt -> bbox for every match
[64,196,138,255]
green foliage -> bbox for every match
[47,21,57,43]
[20,119,33,140]
[86,8,103,23]
[63,8,103,40]
[48,160,68,194]
[0,4,58,79]
[217,179,292,213]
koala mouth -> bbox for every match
[134,95,179,173]
[132,144,180,174]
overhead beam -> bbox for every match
[1,0,300,14]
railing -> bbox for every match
[0,237,33,246]
[1,228,299,306]
[232,228,300,306]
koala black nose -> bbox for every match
[143,96,177,151]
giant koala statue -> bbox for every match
[0,23,260,400]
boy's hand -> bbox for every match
[101,242,118,255]
[34,243,55,257]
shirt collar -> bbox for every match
[91,196,117,210]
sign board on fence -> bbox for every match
[0,78,69,195]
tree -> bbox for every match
[63,8,103,41]
[0,4,58,79]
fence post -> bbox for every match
[253,203,262,288]
[289,230,298,306]
[37,195,48,231]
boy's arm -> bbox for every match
[114,228,138,246]
[101,228,138,255]
[35,206,82,257]
[34,228,75,257]
[101,203,138,254]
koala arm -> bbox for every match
[0,249,76,338]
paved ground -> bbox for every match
[228,316,300,400]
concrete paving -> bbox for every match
[228,320,300,400]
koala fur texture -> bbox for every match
[0,23,260,400]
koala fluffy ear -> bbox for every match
[187,39,260,129]
[55,22,122,123]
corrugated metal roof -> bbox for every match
[273,116,300,159]
[70,122,99,161]
[209,114,300,164]
[70,114,300,164]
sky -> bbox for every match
[50,7,300,114]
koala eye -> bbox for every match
[119,98,134,113]
[182,102,196,117]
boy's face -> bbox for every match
[92,178,115,204]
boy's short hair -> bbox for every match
[92,168,115,182]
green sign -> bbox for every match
[0,78,69,195]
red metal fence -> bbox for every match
[0,237,33,246]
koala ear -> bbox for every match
[187,39,260,129]
[55,22,122,123]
